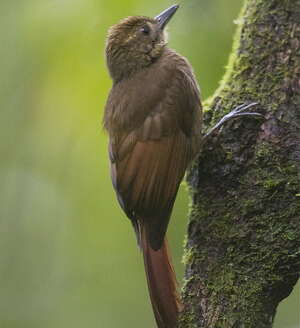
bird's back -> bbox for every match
[104,47,202,249]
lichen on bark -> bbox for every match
[180,0,300,327]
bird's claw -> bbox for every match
[221,102,264,121]
[230,102,258,114]
[203,102,264,142]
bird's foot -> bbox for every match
[203,102,264,142]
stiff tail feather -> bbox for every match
[141,227,182,328]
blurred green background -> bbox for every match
[0,0,298,327]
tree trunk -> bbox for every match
[180,0,300,327]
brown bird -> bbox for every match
[103,4,200,327]
[103,4,262,328]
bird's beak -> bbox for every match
[155,4,179,30]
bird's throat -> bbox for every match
[106,43,166,83]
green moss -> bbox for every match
[180,0,300,326]
[182,246,194,266]
[262,178,285,191]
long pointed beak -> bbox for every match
[154,4,179,30]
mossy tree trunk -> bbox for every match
[180,0,300,327]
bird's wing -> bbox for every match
[107,64,202,249]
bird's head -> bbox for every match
[105,5,179,82]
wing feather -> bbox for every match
[104,50,202,249]
[113,131,192,248]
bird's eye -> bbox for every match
[140,25,150,35]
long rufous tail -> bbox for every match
[141,227,182,328]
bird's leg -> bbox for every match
[202,102,264,144]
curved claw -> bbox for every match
[202,102,264,143]
[231,102,258,114]
[229,112,264,118]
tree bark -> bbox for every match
[180,0,300,327]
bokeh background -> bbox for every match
[0,0,299,327]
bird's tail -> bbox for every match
[141,226,182,328]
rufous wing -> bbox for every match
[108,66,201,250]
